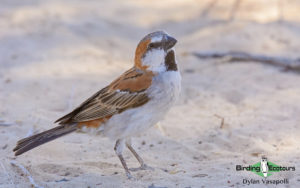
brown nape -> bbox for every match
[13,124,77,156]
[134,38,151,70]
[165,50,177,71]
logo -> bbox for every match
[236,156,296,185]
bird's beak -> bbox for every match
[164,36,177,50]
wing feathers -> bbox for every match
[55,68,153,124]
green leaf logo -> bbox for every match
[250,161,280,177]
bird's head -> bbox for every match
[261,156,268,163]
[134,31,177,72]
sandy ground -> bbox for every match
[0,0,300,187]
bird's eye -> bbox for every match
[148,43,155,48]
[148,42,161,49]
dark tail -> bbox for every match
[13,124,77,156]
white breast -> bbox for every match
[102,70,181,139]
[148,70,181,109]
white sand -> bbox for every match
[0,0,300,187]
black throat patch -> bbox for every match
[165,50,177,71]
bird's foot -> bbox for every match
[129,164,154,172]
[126,172,136,180]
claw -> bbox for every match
[129,164,154,172]
[126,172,136,180]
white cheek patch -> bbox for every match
[142,49,166,72]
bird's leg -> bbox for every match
[126,138,154,172]
[114,139,133,179]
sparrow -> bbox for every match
[13,31,181,179]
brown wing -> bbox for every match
[55,67,154,124]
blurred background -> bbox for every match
[0,0,300,187]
